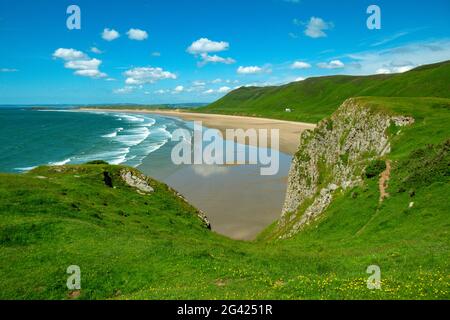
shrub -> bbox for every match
[86,160,109,165]
[364,160,386,179]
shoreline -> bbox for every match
[75,107,313,239]
[79,108,316,155]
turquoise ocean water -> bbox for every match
[0,107,191,173]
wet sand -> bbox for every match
[139,149,293,241]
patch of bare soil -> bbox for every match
[379,160,391,202]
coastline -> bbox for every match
[79,108,316,155]
[74,107,312,240]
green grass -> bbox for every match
[198,60,450,123]
[1,97,449,300]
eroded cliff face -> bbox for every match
[278,98,413,239]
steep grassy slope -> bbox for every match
[0,98,448,300]
[198,60,450,122]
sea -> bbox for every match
[0,106,191,173]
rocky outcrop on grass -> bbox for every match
[120,169,154,194]
[278,98,415,239]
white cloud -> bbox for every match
[90,47,102,54]
[295,77,305,81]
[199,53,235,66]
[202,86,232,95]
[173,85,184,93]
[53,48,106,79]
[317,60,345,69]
[127,28,148,41]
[64,58,101,70]
[124,78,139,85]
[53,48,86,60]
[304,17,333,38]
[187,38,235,66]
[124,67,177,85]
[375,68,391,74]
[393,65,415,73]
[210,78,238,84]
[114,86,134,94]
[371,31,409,47]
[0,68,18,72]
[376,65,415,74]
[192,165,229,177]
[291,61,311,69]
[193,80,206,86]
[154,89,168,94]
[218,86,231,93]
[102,28,120,41]
[75,69,107,78]
[237,66,263,74]
[187,38,229,54]
[345,39,450,75]
[152,52,161,57]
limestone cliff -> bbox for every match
[278,98,414,239]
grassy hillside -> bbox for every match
[198,60,450,122]
[0,97,448,300]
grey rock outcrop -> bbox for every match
[120,170,154,194]
[392,116,415,127]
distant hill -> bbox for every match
[198,60,450,122]
[78,103,208,110]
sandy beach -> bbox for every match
[76,108,316,240]
[80,108,316,155]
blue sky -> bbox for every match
[0,0,449,105]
